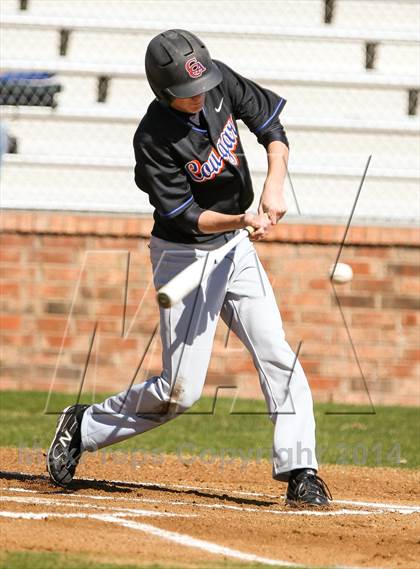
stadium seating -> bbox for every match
[2,106,419,170]
[2,0,325,27]
[333,0,420,31]
[2,58,417,117]
[1,0,419,222]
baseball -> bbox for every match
[329,262,353,284]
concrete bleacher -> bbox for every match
[1,25,367,72]
[1,26,58,60]
[376,43,420,75]
[0,155,141,212]
[2,13,419,72]
[1,0,326,27]
[333,0,420,32]
[1,0,419,222]
[2,0,418,32]
[2,59,417,119]
[2,106,419,172]
[3,153,418,223]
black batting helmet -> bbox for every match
[145,29,223,101]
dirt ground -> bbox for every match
[1,447,419,568]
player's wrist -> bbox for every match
[241,213,254,229]
[239,213,247,229]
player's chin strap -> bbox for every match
[155,87,175,107]
[156,96,171,108]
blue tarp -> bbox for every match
[0,72,56,82]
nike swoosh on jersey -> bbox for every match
[215,97,224,112]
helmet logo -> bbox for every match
[185,57,207,79]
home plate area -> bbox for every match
[0,451,419,568]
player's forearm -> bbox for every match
[197,210,246,234]
[266,140,289,191]
[259,141,289,223]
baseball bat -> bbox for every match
[157,226,255,308]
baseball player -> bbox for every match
[47,30,331,506]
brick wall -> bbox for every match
[1,211,419,406]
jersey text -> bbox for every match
[185,116,239,183]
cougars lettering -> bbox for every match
[185,116,239,183]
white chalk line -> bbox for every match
[0,509,299,567]
[3,486,420,516]
[0,494,195,518]
[4,472,420,513]
[2,486,417,517]
[0,490,381,517]
[83,476,420,513]
[0,508,392,569]
[334,498,420,512]
[0,511,97,520]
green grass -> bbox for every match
[0,551,300,569]
[1,390,419,468]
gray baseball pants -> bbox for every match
[81,233,318,480]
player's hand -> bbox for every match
[258,179,287,224]
[243,212,272,241]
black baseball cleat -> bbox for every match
[46,404,89,488]
[286,469,332,507]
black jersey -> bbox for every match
[133,60,288,244]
